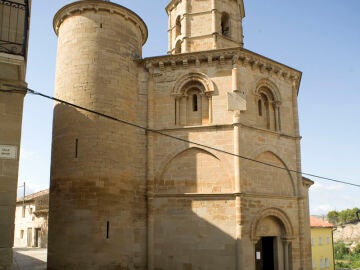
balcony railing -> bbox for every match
[0,0,29,57]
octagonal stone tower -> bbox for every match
[166,0,245,54]
[48,1,148,269]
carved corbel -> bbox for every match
[232,54,239,65]
[207,56,213,66]
[282,71,289,80]
[258,62,265,73]
[159,61,164,71]
[220,55,225,65]
[265,65,273,74]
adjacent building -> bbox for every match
[48,0,313,269]
[310,216,335,270]
[13,189,49,248]
[0,1,30,269]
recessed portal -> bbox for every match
[255,237,275,270]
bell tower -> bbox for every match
[166,0,245,54]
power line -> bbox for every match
[2,87,360,188]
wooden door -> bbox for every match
[27,228,32,247]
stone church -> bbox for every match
[48,0,313,269]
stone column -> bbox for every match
[211,0,217,49]
[231,59,243,270]
[184,95,188,125]
[282,239,292,270]
[183,0,189,52]
[232,64,239,92]
[207,94,213,124]
[168,12,172,54]
[146,66,154,270]
[175,96,181,125]
[274,102,281,131]
[234,110,241,270]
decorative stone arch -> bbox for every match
[173,72,215,96]
[172,73,215,126]
[251,207,294,242]
[156,146,219,180]
[254,78,282,131]
[248,148,296,195]
[155,146,233,193]
[251,208,295,270]
[255,78,281,101]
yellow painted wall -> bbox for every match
[311,227,335,270]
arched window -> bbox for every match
[221,13,230,38]
[258,93,270,129]
[175,16,181,37]
[192,94,198,112]
[258,99,262,116]
[175,40,181,54]
[257,87,280,131]
[173,73,215,126]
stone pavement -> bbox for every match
[12,248,47,270]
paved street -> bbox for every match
[12,248,47,270]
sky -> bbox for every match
[19,0,360,215]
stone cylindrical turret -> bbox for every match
[48,1,148,269]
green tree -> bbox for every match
[336,208,359,224]
[327,210,339,224]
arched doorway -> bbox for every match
[251,208,294,270]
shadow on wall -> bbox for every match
[153,145,237,270]
[151,135,295,270]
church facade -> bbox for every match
[48,0,313,269]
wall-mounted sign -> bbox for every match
[0,145,18,160]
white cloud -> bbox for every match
[310,181,344,191]
[310,204,333,216]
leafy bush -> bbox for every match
[335,242,350,259]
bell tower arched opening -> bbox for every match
[221,12,231,38]
[166,0,245,53]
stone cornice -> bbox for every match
[302,177,314,188]
[53,0,148,45]
[165,0,182,14]
[237,123,301,140]
[150,192,302,200]
[142,47,302,94]
[155,124,234,132]
[151,123,300,140]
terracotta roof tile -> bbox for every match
[310,216,334,228]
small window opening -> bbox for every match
[106,221,110,239]
[221,13,230,37]
[192,94,198,112]
[20,230,24,239]
[175,16,181,37]
[175,99,177,125]
[75,138,78,158]
[175,40,182,54]
[258,99,262,116]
